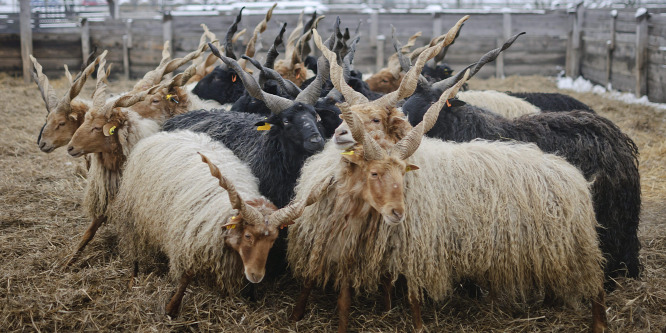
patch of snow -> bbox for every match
[635,7,647,18]
[557,76,666,110]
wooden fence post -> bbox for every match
[376,35,385,73]
[123,19,133,80]
[567,2,584,78]
[370,10,378,47]
[20,0,33,84]
[163,12,173,79]
[605,10,617,88]
[496,12,511,79]
[81,18,90,63]
[635,8,649,98]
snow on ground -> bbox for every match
[557,75,666,110]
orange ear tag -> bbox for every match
[257,123,272,131]
[446,99,452,107]
[232,74,237,82]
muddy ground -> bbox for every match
[0,73,664,332]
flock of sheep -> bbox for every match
[30,4,641,332]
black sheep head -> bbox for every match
[256,102,325,153]
[191,65,245,105]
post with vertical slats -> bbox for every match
[635,8,649,98]
[567,2,584,78]
[376,35,385,73]
[81,18,90,63]
[20,0,33,84]
[605,10,617,88]
[370,10,378,47]
[497,12,511,79]
[163,12,173,80]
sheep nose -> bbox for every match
[309,135,322,143]
[39,142,46,149]
[336,129,348,137]
[67,146,74,152]
[392,209,403,221]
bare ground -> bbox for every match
[0,73,664,332]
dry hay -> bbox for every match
[1,72,665,332]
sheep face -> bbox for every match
[37,100,87,153]
[275,59,308,87]
[365,70,403,94]
[192,66,245,105]
[130,86,188,121]
[333,105,410,150]
[67,110,125,158]
[224,198,280,284]
[342,151,416,225]
[262,102,325,153]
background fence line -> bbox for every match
[3,5,666,102]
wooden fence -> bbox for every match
[567,7,666,102]
[2,7,665,102]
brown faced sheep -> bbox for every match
[110,130,332,317]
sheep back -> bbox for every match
[112,130,260,292]
[457,90,540,118]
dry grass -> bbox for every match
[1,72,665,332]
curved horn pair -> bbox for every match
[269,175,334,227]
[264,22,287,69]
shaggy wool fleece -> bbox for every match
[457,90,540,118]
[112,130,261,291]
[288,137,604,306]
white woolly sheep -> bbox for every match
[111,130,332,317]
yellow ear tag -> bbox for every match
[165,94,179,104]
[406,165,413,172]
[257,123,272,131]
[341,150,354,155]
[226,224,236,230]
[108,126,116,136]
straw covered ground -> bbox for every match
[0,73,664,332]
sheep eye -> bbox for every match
[372,118,380,123]
[152,99,160,104]
[58,121,66,127]
[244,233,252,240]
[283,119,289,125]
[381,79,389,83]
[93,127,102,132]
[370,172,379,177]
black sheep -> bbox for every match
[507,91,595,113]
[403,86,641,286]
[191,66,245,105]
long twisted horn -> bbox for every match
[264,22,287,69]
[285,10,305,64]
[296,14,325,59]
[131,43,205,91]
[371,15,468,109]
[92,58,109,111]
[199,153,263,225]
[270,175,334,227]
[313,29,368,105]
[433,31,524,94]
[241,3,277,70]
[63,50,107,111]
[210,43,293,114]
[337,102,386,161]
[29,55,59,113]
[390,69,469,160]
[243,55,301,97]
[223,7,244,60]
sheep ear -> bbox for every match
[405,164,419,172]
[222,215,242,229]
[68,113,78,121]
[103,122,119,136]
[448,98,465,108]
[340,150,361,164]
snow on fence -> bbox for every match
[3,6,665,102]
[566,6,666,102]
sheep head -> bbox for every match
[209,43,326,153]
[335,70,468,225]
[67,59,157,159]
[200,153,332,283]
[32,51,107,153]
[129,64,197,121]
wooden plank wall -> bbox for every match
[578,8,666,102]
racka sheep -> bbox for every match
[111,130,332,317]
[32,51,106,152]
[288,67,607,333]
[402,68,641,284]
[64,60,162,265]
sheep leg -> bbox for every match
[166,272,192,318]
[290,279,313,321]
[66,215,107,266]
[381,274,393,312]
[337,280,352,333]
[128,261,138,289]
[408,289,423,332]
[591,290,608,333]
